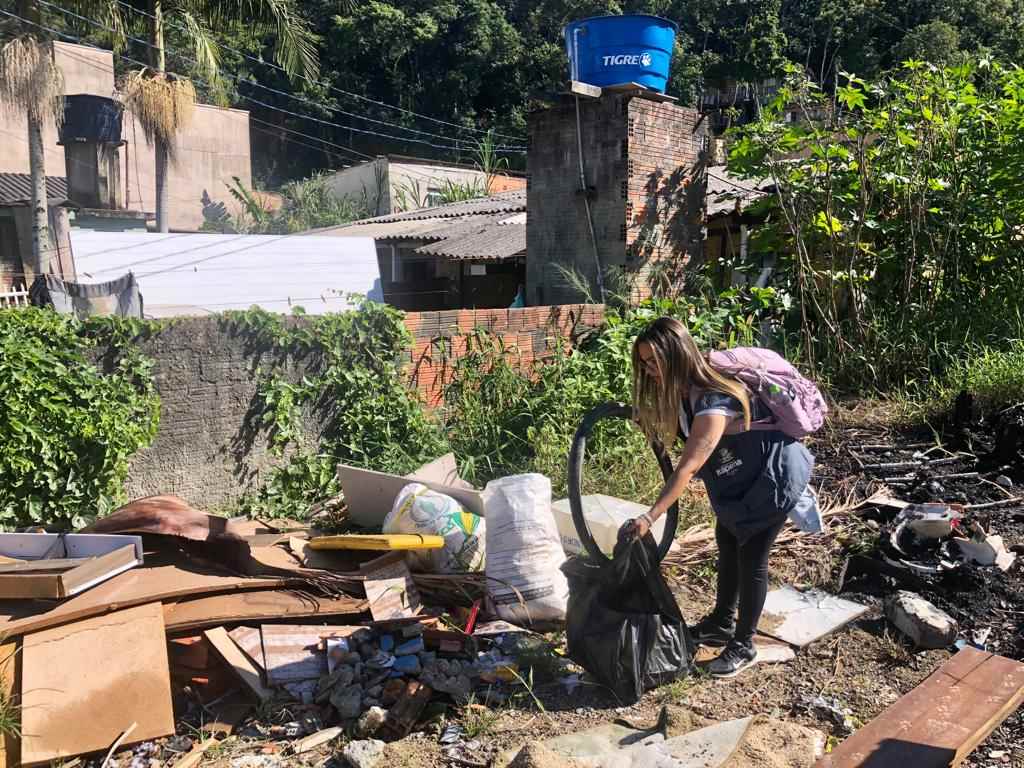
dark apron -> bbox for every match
[684,398,814,543]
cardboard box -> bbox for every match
[338,453,484,527]
[0,533,144,599]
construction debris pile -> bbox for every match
[0,457,582,768]
[0,426,1022,768]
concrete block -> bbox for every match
[886,590,959,649]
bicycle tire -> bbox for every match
[567,401,678,564]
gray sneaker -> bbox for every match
[708,641,757,678]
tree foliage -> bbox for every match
[729,59,1024,391]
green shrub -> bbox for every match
[916,339,1024,415]
[0,309,159,529]
[231,301,449,517]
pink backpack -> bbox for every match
[708,347,827,439]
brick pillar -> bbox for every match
[526,91,706,306]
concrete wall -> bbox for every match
[125,104,253,231]
[326,159,526,216]
[120,305,604,507]
[326,158,387,215]
[0,41,252,232]
[526,94,704,305]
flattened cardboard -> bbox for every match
[338,455,484,527]
[20,602,174,765]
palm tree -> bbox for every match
[0,8,63,279]
[110,0,318,232]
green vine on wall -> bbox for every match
[224,300,449,518]
[0,309,161,530]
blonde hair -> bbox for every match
[632,317,751,446]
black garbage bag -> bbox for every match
[562,530,695,704]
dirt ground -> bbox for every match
[177,403,1024,768]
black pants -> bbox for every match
[711,517,786,645]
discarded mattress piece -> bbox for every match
[757,586,868,647]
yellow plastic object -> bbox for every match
[307,534,445,551]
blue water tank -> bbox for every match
[563,14,678,93]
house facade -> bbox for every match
[0,174,76,289]
[313,191,526,311]
[0,41,253,232]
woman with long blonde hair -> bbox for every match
[628,317,818,678]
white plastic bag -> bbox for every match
[483,474,569,626]
[383,483,486,573]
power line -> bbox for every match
[110,0,526,143]
[35,2,525,156]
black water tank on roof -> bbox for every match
[60,94,123,143]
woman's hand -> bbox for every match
[621,514,652,542]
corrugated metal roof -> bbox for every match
[312,190,526,235]
[0,173,68,205]
[706,166,771,218]
[415,222,525,261]
[324,214,506,242]
[69,231,382,318]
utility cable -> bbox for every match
[33,2,525,154]
[111,0,526,143]
[574,94,605,304]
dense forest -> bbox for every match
[27,0,1024,183]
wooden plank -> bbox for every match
[309,534,444,552]
[817,648,1024,768]
[228,627,265,671]
[0,558,89,574]
[171,737,217,768]
[203,627,273,703]
[291,726,343,754]
[260,625,330,683]
[380,681,433,740]
[165,591,366,632]
[20,603,175,766]
[0,566,288,638]
[0,641,20,768]
[58,545,140,597]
